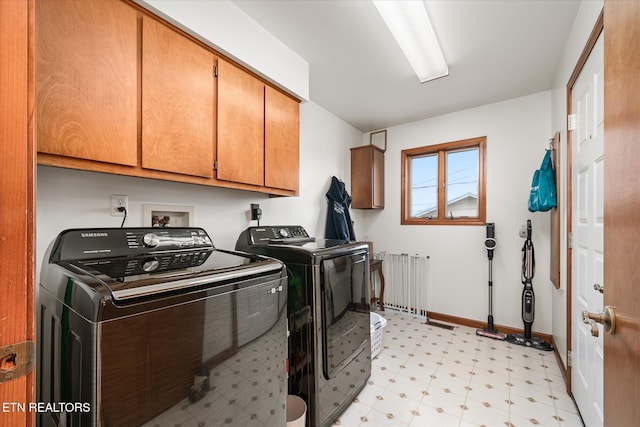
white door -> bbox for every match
[571,33,604,427]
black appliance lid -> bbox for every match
[267,238,356,251]
[48,227,283,301]
[63,249,282,301]
[236,226,369,260]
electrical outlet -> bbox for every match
[519,224,527,238]
[251,203,262,221]
[110,194,128,216]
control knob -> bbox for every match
[278,228,290,238]
[141,257,159,272]
[142,233,160,248]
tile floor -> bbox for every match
[333,309,584,427]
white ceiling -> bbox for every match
[232,0,581,133]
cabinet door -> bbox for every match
[351,145,385,209]
[372,146,385,207]
[142,17,215,178]
[265,86,300,192]
[217,58,265,186]
[36,0,137,166]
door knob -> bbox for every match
[582,306,617,336]
[584,318,599,337]
[593,283,604,294]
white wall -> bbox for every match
[357,91,554,333]
[36,101,361,280]
[549,0,603,367]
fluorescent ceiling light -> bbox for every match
[372,0,448,83]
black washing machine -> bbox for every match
[38,227,287,427]
[236,225,371,427]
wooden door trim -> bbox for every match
[0,0,36,424]
[565,8,604,395]
[550,131,561,289]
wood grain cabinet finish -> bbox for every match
[265,86,300,192]
[142,16,215,178]
[351,145,385,209]
[217,60,301,192]
[35,0,300,196]
[217,58,265,186]
[36,0,138,166]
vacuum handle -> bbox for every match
[486,223,495,239]
[484,223,496,259]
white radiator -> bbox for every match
[372,252,430,316]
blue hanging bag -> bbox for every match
[528,149,557,212]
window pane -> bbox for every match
[410,154,438,218]
[446,148,479,218]
[401,136,485,225]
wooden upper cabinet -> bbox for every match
[36,0,138,166]
[35,0,299,196]
[217,58,265,186]
[351,145,385,209]
[265,86,300,192]
[142,17,215,178]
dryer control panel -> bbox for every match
[242,226,316,245]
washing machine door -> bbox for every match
[319,250,370,379]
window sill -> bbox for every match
[401,218,485,226]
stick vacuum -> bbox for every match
[476,223,506,340]
[506,220,553,351]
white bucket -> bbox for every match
[286,395,307,427]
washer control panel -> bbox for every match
[51,227,214,261]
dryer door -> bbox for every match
[320,250,369,379]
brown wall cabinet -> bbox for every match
[141,16,216,178]
[217,59,300,192]
[36,0,138,167]
[265,85,300,193]
[36,0,300,197]
[351,145,385,209]
[217,58,265,186]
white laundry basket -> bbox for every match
[286,395,306,427]
[370,312,387,359]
